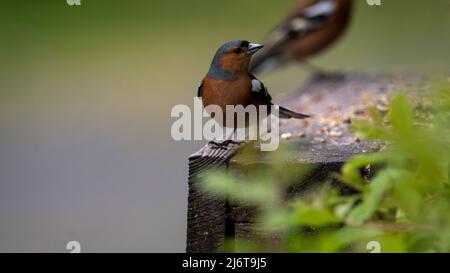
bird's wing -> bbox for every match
[249,74,272,104]
[250,0,337,74]
[249,74,309,119]
[197,81,204,97]
[302,0,337,22]
[269,0,337,47]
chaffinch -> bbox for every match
[250,0,353,74]
[198,40,309,130]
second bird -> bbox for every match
[250,0,353,74]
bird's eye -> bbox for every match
[233,47,243,54]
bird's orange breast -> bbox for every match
[202,76,252,110]
[202,75,253,127]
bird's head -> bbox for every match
[208,40,264,80]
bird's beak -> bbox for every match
[247,43,264,55]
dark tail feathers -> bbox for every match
[278,105,310,119]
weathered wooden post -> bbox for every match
[186,73,417,253]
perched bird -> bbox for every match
[198,40,309,133]
[250,0,353,74]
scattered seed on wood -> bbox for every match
[281,132,292,140]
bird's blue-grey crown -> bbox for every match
[207,40,263,80]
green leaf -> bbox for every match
[389,92,414,137]
[334,200,356,219]
[329,227,385,252]
[348,169,396,224]
[376,233,408,253]
[289,201,342,227]
[258,208,291,232]
[392,178,422,220]
[340,152,389,190]
[352,105,389,140]
[200,171,276,204]
[369,105,384,126]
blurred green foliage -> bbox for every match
[201,79,450,253]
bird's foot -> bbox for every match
[209,139,245,149]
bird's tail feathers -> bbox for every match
[277,105,310,119]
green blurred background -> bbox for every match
[0,0,449,252]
